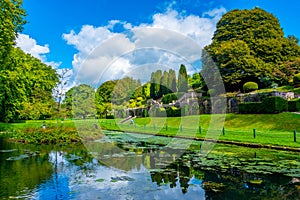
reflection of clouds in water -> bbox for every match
[43,150,205,199]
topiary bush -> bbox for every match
[243,82,258,93]
[288,98,300,112]
[238,102,263,114]
[293,73,300,87]
[262,96,288,113]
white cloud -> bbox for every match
[63,6,226,86]
[16,33,61,68]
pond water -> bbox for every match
[1,131,300,200]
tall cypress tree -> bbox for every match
[178,64,188,92]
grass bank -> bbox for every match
[1,113,300,148]
[99,113,300,149]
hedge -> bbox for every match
[288,98,300,112]
[293,73,300,87]
[166,106,182,117]
[238,102,263,114]
[262,96,288,113]
[239,96,288,114]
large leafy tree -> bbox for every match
[203,7,300,92]
[0,0,26,65]
[65,84,95,119]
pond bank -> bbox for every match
[100,127,300,152]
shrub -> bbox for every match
[162,93,178,104]
[293,73,300,87]
[166,106,181,117]
[243,82,258,93]
[238,102,263,114]
[288,98,300,112]
[262,96,288,113]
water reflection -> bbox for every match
[1,132,300,199]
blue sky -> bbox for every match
[16,0,300,86]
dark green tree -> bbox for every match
[168,69,177,93]
[203,7,300,91]
[178,64,188,92]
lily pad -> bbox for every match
[6,154,29,161]
[95,178,105,182]
[0,149,17,153]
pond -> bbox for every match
[1,130,300,200]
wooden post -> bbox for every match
[222,127,225,136]
[180,125,183,132]
[199,126,202,134]
[294,130,297,142]
[253,128,256,139]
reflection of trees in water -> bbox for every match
[149,152,300,199]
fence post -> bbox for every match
[253,128,256,139]
[199,126,202,134]
[180,125,183,132]
[222,127,225,136]
[294,130,297,142]
[144,123,146,129]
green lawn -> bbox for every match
[98,113,300,148]
[1,113,300,148]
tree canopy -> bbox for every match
[203,7,300,92]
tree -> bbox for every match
[0,0,26,65]
[0,48,58,122]
[53,68,72,118]
[168,69,177,93]
[178,64,188,92]
[160,70,170,95]
[65,84,95,119]
[204,7,300,91]
[150,70,162,99]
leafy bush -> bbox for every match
[166,106,182,117]
[162,93,178,104]
[288,98,300,112]
[262,96,288,113]
[239,102,263,114]
[243,82,258,93]
[293,73,300,87]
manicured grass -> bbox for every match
[99,113,300,148]
[1,113,300,148]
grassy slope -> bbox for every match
[1,113,300,148]
[99,112,300,148]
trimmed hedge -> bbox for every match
[238,102,263,114]
[262,96,288,113]
[162,93,178,104]
[239,96,288,114]
[288,98,300,112]
[243,82,258,93]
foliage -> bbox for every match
[0,48,58,122]
[150,70,163,99]
[239,102,263,114]
[65,84,95,119]
[261,96,288,113]
[0,0,26,64]
[208,89,217,97]
[243,82,258,93]
[288,98,300,112]
[10,126,81,144]
[161,93,178,104]
[203,7,300,92]
[166,106,181,117]
[112,77,141,104]
[293,73,300,87]
[168,69,177,93]
[178,64,188,92]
